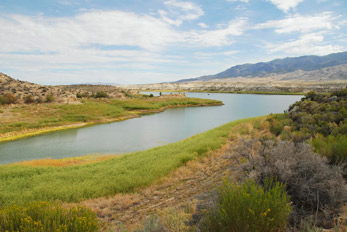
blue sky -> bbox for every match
[0,0,346,84]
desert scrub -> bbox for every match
[266,113,291,136]
[202,179,291,232]
[280,90,347,165]
[0,94,17,105]
[0,201,98,232]
[237,139,346,227]
[45,94,55,103]
[135,207,194,232]
[311,134,347,166]
[95,91,109,98]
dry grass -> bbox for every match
[14,154,118,167]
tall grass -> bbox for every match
[311,134,347,165]
[0,117,261,206]
[0,201,98,232]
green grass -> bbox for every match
[0,97,222,140]
[0,117,261,206]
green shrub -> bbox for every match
[311,134,347,166]
[332,88,347,97]
[45,94,55,103]
[95,91,108,98]
[24,95,35,104]
[0,201,98,232]
[202,179,291,232]
[149,94,154,97]
[0,94,17,105]
[267,114,290,136]
[76,93,83,98]
[305,91,317,100]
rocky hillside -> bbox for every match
[0,73,78,104]
[178,51,347,82]
[58,84,129,99]
[0,73,133,104]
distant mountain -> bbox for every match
[177,51,347,82]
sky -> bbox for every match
[0,0,346,85]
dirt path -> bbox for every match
[82,141,239,230]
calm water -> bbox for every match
[0,93,302,164]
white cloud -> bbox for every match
[265,33,345,56]
[0,9,251,84]
[255,12,339,34]
[186,18,247,46]
[266,0,303,13]
[0,11,180,53]
[198,22,208,28]
[160,0,204,26]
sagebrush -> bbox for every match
[236,139,346,226]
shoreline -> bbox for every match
[0,102,223,143]
[140,89,306,95]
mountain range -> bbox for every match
[177,51,347,82]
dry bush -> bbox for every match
[24,95,35,104]
[135,205,195,232]
[235,139,346,227]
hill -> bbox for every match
[0,73,131,104]
[177,51,347,82]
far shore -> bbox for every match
[139,89,306,95]
[0,97,222,143]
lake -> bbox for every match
[0,93,302,164]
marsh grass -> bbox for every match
[0,117,257,206]
[15,154,118,167]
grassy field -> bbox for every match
[0,116,262,206]
[0,96,222,142]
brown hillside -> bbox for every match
[0,73,78,104]
[0,73,133,104]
